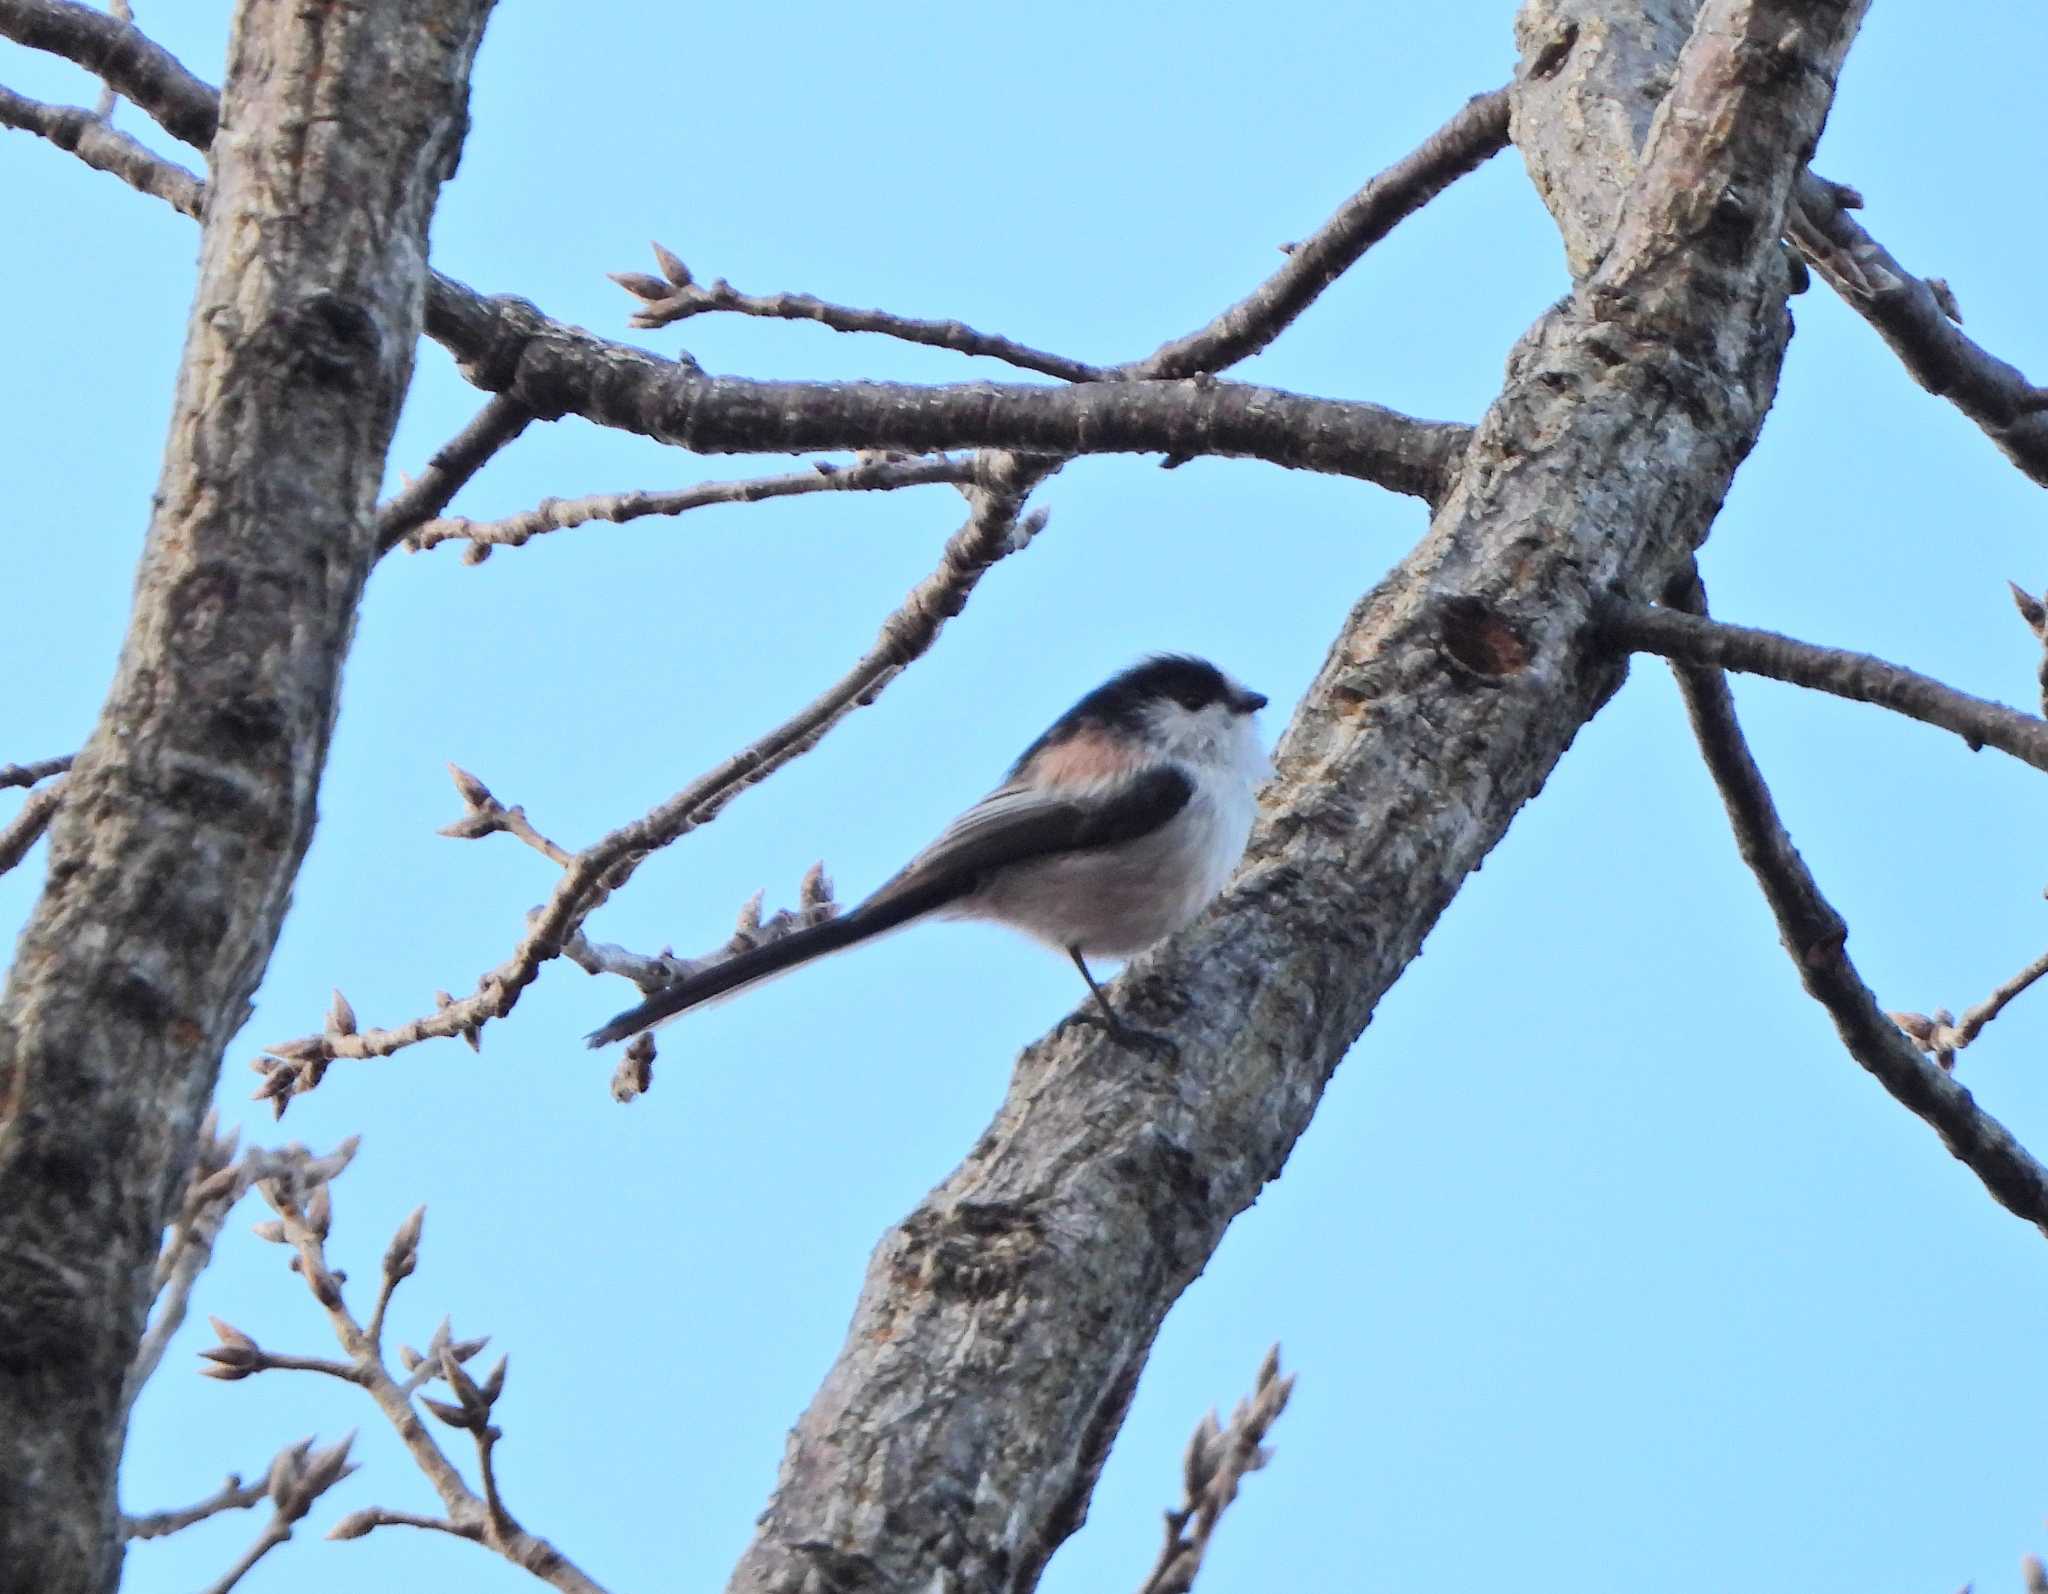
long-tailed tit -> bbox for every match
[586,655,1269,1048]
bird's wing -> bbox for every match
[858,764,1194,915]
[585,765,1193,1048]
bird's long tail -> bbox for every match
[584,874,960,1047]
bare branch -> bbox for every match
[1790,170,2048,488]
[1602,600,2048,776]
[374,395,535,555]
[0,0,217,148]
[405,452,981,557]
[439,294,1467,499]
[328,1505,480,1543]
[437,765,575,866]
[0,82,201,216]
[253,459,1043,1099]
[238,1159,609,1592]
[1135,1346,1295,1594]
[124,1111,248,1415]
[123,1470,268,1541]
[581,865,841,1096]
[0,753,73,789]
[194,1434,359,1594]
[617,245,1107,382]
[2,2,1471,502]
[0,781,63,877]
[1892,945,2048,1072]
[1663,576,2048,1238]
[1141,86,1512,379]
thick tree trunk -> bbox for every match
[0,3,494,1589]
[725,3,1868,1591]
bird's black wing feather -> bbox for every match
[584,765,1193,1047]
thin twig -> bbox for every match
[1135,1345,1295,1594]
[1891,946,2048,1071]
[252,458,1043,1092]
[229,1166,608,1591]
[405,452,982,556]
[1140,85,1512,379]
[1664,575,2048,1239]
[616,245,1107,382]
[1790,170,2048,488]
[437,765,575,865]
[374,394,535,555]
[194,1434,358,1594]
[0,781,62,876]
[328,1506,480,1543]
[0,753,73,789]
[124,1471,269,1541]
[1602,600,2048,776]
[124,1113,272,1415]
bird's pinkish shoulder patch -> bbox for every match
[1022,726,1147,784]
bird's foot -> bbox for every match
[1057,1009,1181,1062]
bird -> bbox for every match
[585,654,1270,1049]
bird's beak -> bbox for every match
[1237,689,1269,714]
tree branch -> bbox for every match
[1892,945,2048,1071]
[1140,86,1512,379]
[1789,170,2048,488]
[0,753,73,789]
[1661,581,2048,1238]
[1600,600,2048,775]
[0,82,201,217]
[615,244,1108,382]
[405,452,983,558]
[0,0,217,148]
[224,1160,610,1593]
[428,298,1470,499]
[252,459,1046,1098]
[0,781,63,877]
[1,2,1472,503]
[123,1469,270,1542]
[1134,1346,1294,1594]
[374,394,535,556]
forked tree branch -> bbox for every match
[205,1151,608,1591]
[250,459,1048,1099]
[1601,601,2048,774]
[0,0,1478,504]
[1662,577,2048,1237]
[374,395,536,555]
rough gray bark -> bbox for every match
[724,2,1868,1590]
[0,3,495,1590]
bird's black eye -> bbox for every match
[1176,690,1211,712]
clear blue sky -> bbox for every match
[6,5,2048,1591]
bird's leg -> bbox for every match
[1064,948,1178,1060]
